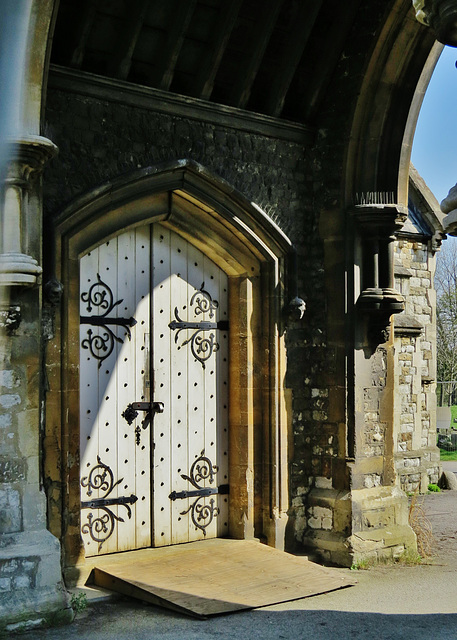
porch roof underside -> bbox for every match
[51,0,368,130]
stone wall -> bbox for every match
[43,80,332,550]
[393,237,440,493]
[0,360,26,538]
[0,292,71,632]
[43,88,310,239]
[42,66,424,567]
[0,0,440,627]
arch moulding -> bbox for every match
[46,160,293,579]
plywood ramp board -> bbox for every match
[89,539,356,618]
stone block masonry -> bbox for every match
[393,235,441,493]
[0,291,72,632]
[43,85,330,551]
[41,42,431,568]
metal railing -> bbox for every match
[436,382,457,451]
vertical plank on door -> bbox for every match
[215,264,229,536]
[79,249,100,471]
[187,245,208,542]
[96,238,120,555]
[80,250,102,557]
[115,231,137,552]
[151,225,229,546]
[80,242,120,556]
[170,232,191,544]
[151,225,173,546]
[133,227,152,549]
[203,254,229,539]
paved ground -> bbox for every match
[14,478,457,639]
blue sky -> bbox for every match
[412,45,457,204]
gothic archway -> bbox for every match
[44,160,293,581]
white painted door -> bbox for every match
[79,228,152,557]
[79,224,229,556]
[151,225,229,546]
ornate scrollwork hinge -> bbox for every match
[80,455,138,551]
[168,282,228,368]
[169,450,229,535]
[80,273,137,367]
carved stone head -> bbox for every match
[44,277,64,306]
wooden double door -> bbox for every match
[79,224,229,557]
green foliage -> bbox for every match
[350,558,371,570]
[70,592,88,614]
[428,483,440,492]
[350,550,424,569]
[436,244,457,402]
[439,448,457,461]
[395,549,422,565]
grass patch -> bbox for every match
[439,448,457,461]
[451,405,457,426]
[437,405,457,458]
[350,559,371,571]
[428,483,440,492]
[350,550,423,570]
[395,548,422,565]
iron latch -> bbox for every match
[168,318,229,332]
[122,401,164,445]
[169,484,229,500]
[81,494,138,510]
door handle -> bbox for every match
[122,401,164,445]
[151,401,164,414]
[130,401,164,414]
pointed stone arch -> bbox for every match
[320,5,440,565]
[45,160,294,580]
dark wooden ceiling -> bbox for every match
[51,0,362,125]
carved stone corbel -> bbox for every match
[284,250,306,324]
[287,296,306,321]
[441,182,457,236]
[413,0,457,46]
[0,135,57,286]
[351,201,407,344]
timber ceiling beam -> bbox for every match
[158,0,198,91]
[69,0,99,69]
[264,0,323,118]
[230,0,284,109]
[193,0,244,101]
[302,1,360,121]
[108,0,152,80]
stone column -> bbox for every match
[0,135,72,632]
[303,201,417,567]
[0,136,57,286]
[352,203,407,343]
[347,201,416,565]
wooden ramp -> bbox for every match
[88,539,356,618]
